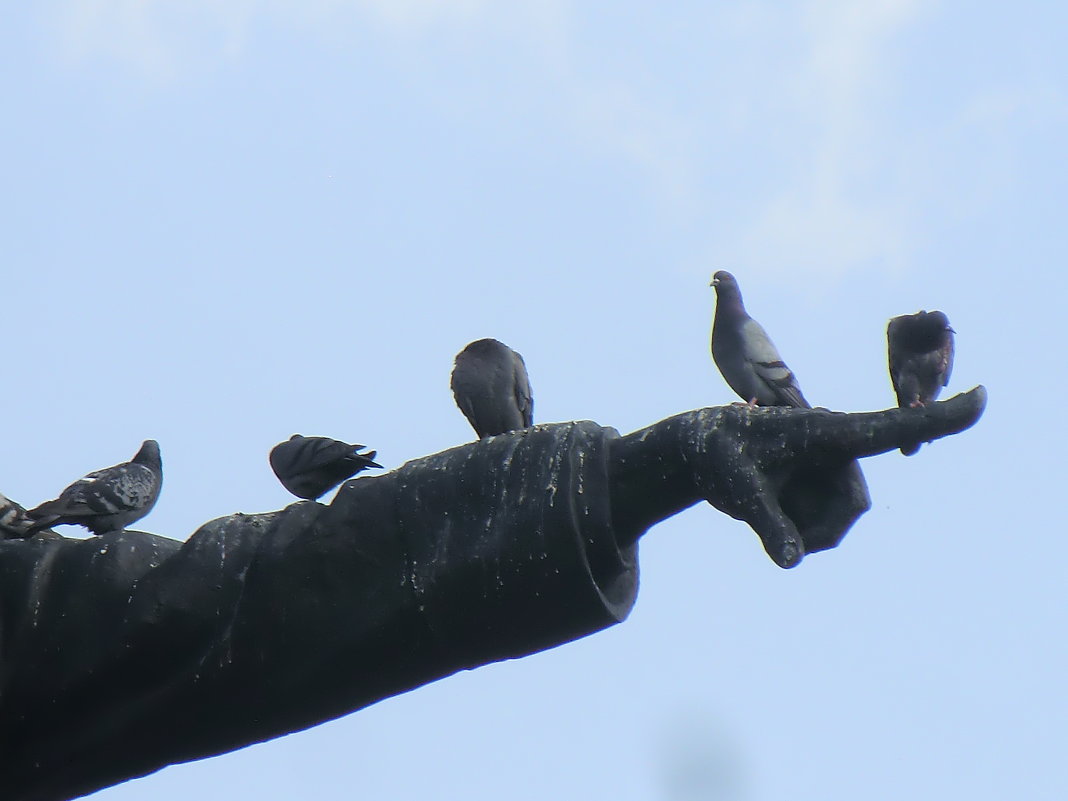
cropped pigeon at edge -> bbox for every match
[887,310,955,456]
[709,271,811,409]
[0,493,37,539]
[270,435,382,501]
[451,338,534,439]
[23,440,163,537]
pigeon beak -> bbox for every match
[709,277,720,287]
[947,326,956,334]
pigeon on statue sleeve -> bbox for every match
[0,492,38,539]
[887,310,955,455]
[709,271,811,408]
[25,440,163,537]
[269,435,382,501]
[450,338,534,438]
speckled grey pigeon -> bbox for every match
[451,338,534,438]
[0,492,37,539]
[25,440,162,536]
[710,271,811,408]
[887,310,955,455]
[269,435,382,500]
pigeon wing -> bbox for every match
[886,316,916,405]
[887,318,904,400]
[0,493,36,538]
[453,392,481,436]
[940,334,954,388]
[739,318,810,408]
[35,464,156,519]
[294,438,359,472]
[512,351,534,428]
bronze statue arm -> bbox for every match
[0,391,985,800]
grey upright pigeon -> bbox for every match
[887,310,955,456]
[451,338,534,438]
[269,434,382,500]
[710,271,811,408]
[24,440,163,536]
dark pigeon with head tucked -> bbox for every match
[451,338,534,439]
[269,435,382,500]
[710,271,811,408]
[887,310,955,455]
[24,440,162,537]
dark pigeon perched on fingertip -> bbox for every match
[888,310,955,455]
[710,271,811,408]
[24,440,162,537]
[451,338,534,439]
[269,435,382,500]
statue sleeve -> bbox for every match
[0,422,638,801]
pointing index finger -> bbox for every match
[791,386,988,460]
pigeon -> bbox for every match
[887,310,955,456]
[710,271,811,408]
[269,435,382,501]
[0,492,37,539]
[24,440,163,537]
[450,338,534,439]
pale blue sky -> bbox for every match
[3,2,1065,799]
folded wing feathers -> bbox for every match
[741,319,810,408]
[513,352,534,428]
[41,464,156,517]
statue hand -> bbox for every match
[686,387,987,568]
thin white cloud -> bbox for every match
[44,0,501,75]
[42,0,694,199]
[564,80,699,205]
[46,0,1043,284]
[730,0,927,279]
